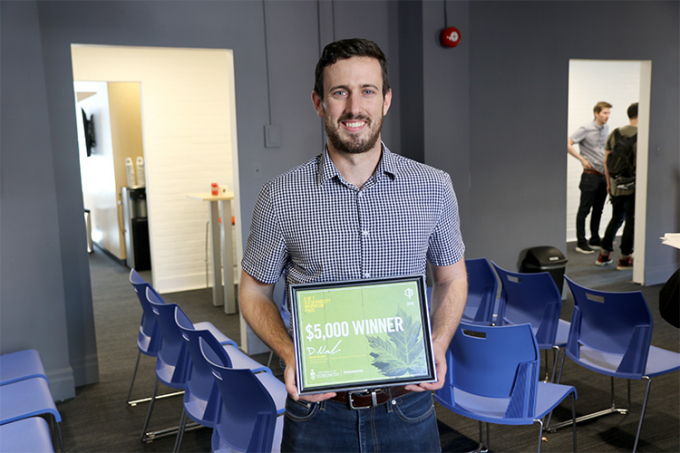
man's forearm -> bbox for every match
[430,278,467,353]
[239,271,295,365]
[429,260,468,353]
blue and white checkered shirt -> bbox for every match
[242,144,465,293]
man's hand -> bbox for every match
[284,362,337,402]
[568,138,593,171]
[405,344,447,392]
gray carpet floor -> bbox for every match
[55,241,679,452]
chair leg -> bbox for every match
[542,347,561,383]
[141,379,159,442]
[536,418,544,453]
[545,350,568,429]
[571,392,577,453]
[48,413,64,453]
[632,377,652,453]
[173,408,188,453]
[550,347,561,383]
[471,421,490,453]
[126,350,142,405]
[266,350,274,369]
[140,379,201,442]
[548,375,629,433]
[127,351,185,407]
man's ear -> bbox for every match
[383,89,392,116]
[312,91,324,118]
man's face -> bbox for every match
[594,108,611,126]
[312,57,392,155]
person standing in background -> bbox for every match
[596,102,637,270]
[568,101,611,254]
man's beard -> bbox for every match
[324,112,383,155]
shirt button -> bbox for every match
[364,272,371,278]
[362,230,369,236]
[358,192,363,198]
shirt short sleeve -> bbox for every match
[426,172,465,267]
[241,181,288,284]
[569,126,587,144]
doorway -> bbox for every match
[566,59,651,284]
[71,45,242,294]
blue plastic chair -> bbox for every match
[463,258,498,324]
[492,262,570,382]
[200,337,287,453]
[173,304,272,452]
[127,269,168,406]
[435,322,577,452]
[0,378,63,452]
[550,277,680,452]
[141,286,241,442]
[0,417,55,452]
[0,349,48,385]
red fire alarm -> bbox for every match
[441,27,461,48]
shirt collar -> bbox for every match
[592,120,604,130]
[317,142,398,186]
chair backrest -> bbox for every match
[447,322,539,418]
[464,258,498,324]
[146,287,189,385]
[200,337,278,453]
[129,269,162,354]
[492,262,562,347]
[175,306,222,425]
[565,277,653,375]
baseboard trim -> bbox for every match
[48,366,76,402]
[71,352,100,387]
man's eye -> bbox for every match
[332,90,347,97]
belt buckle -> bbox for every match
[347,389,378,410]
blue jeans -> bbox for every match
[281,391,441,452]
[576,173,608,243]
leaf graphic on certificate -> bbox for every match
[366,310,427,377]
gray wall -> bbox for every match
[0,1,78,400]
[463,1,679,277]
[1,0,677,401]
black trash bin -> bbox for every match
[520,246,568,293]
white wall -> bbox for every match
[566,60,641,242]
[75,82,121,255]
[72,45,237,293]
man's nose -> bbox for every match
[345,92,363,115]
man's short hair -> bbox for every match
[627,102,638,119]
[314,38,390,98]
[593,101,613,114]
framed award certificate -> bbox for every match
[289,275,436,395]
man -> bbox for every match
[568,101,611,254]
[239,38,467,452]
[596,102,637,270]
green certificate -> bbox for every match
[290,276,436,394]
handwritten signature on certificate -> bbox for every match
[306,339,342,357]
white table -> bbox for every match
[186,192,236,314]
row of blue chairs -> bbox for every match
[128,269,286,452]
[434,257,680,452]
[0,349,62,452]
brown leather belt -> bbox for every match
[331,386,411,409]
[584,169,604,176]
